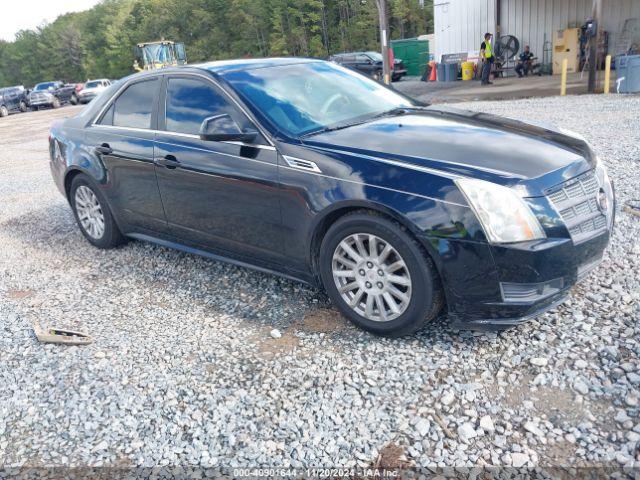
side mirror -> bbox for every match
[199,114,257,143]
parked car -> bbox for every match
[0,86,29,116]
[49,59,614,336]
[78,79,112,104]
[29,81,77,110]
[330,51,407,81]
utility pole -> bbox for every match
[375,0,391,84]
[588,0,602,93]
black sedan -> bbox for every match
[330,51,407,81]
[49,58,614,336]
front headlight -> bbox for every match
[595,156,614,226]
[456,178,546,244]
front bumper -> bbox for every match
[79,93,97,103]
[423,229,611,330]
[30,98,53,107]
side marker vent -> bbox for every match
[283,155,322,173]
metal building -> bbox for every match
[434,0,640,62]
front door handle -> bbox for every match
[154,154,180,169]
[95,143,112,155]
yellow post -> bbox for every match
[604,55,612,94]
[560,58,568,96]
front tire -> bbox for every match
[70,94,78,105]
[0,105,8,117]
[319,211,443,336]
[52,97,61,109]
[70,174,125,249]
[19,101,27,112]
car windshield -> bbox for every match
[35,82,56,91]
[366,52,383,62]
[222,61,413,137]
[85,81,102,88]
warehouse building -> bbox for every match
[433,0,640,71]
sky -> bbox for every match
[0,0,102,42]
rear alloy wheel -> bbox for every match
[0,105,8,117]
[320,211,443,336]
[70,174,125,249]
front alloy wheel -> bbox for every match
[332,233,411,322]
[320,211,443,336]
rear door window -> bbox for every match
[108,78,159,129]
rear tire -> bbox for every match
[19,101,27,112]
[319,211,443,336]
[70,94,78,105]
[0,105,7,117]
[52,97,61,109]
[70,174,125,249]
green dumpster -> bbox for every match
[391,38,429,77]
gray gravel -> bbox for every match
[0,95,639,472]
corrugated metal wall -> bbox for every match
[500,0,640,59]
[434,0,640,62]
[433,0,497,61]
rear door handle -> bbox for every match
[95,143,112,155]
[154,154,180,169]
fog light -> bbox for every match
[500,278,564,303]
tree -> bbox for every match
[0,0,434,87]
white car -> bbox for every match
[78,79,112,104]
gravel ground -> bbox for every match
[0,96,639,474]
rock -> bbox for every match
[625,395,639,407]
[440,391,455,406]
[415,418,430,437]
[615,410,630,423]
[627,431,640,443]
[573,378,589,395]
[627,372,640,384]
[269,329,282,339]
[524,421,544,438]
[574,359,588,369]
[511,452,529,468]
[530,357,548,367]
[480,415,495,433]
[458,422,478,443]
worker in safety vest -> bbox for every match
[480,32,494,85]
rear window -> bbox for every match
[101,78,159,129]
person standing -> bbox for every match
[480,33,494,85]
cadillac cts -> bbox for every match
[49,58,614,336]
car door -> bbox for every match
[85,77,167,233]
[355,54,375,75]
[4,88,19,111]
[154,74,283,263]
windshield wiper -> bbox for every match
[303,107,425,138]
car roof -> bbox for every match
[194,57,321,74]
[112,57,326,85]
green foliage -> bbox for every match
[0,0,433,87]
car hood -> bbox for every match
[303,106,594,196]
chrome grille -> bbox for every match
[547,170,606,244]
